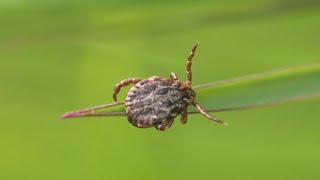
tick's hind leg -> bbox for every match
[113,78,142,102]
[180,108,187,124]
[193,101,224,124]
[155,118,175,131]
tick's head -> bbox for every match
[189,88,196,99]
[183,87,196,105]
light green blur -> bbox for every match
[1,0,320,180]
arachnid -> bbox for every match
[113,42,224,131]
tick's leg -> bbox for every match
[180,108,187,124]
[186,42,199,85]
[155,118,175,131]
[193,101,224,124]
[113,78,142,102]
[170,72,179,80]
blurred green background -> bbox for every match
[1,0,320,179]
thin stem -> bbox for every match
[61,102,125,119]
[193,63,318,89]
[188,94,320,114]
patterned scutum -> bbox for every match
[125,77,192,128]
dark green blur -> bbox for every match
[1,0,320,179]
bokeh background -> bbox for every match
[1,0,320,179]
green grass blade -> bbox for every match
[190,63,320,112]
[61,63,320,119]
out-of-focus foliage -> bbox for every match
[1,0,320,180]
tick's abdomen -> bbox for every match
[125,77,188,128]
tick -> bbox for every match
[113,42,224,131]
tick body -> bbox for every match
[113,42,224,131]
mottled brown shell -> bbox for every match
[125,77,194,128]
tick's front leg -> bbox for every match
[193,101,224,124]
[113,78,142,102]
[186,42,199,85]
[155,118,175,131]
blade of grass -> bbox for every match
[61,63,320,119]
